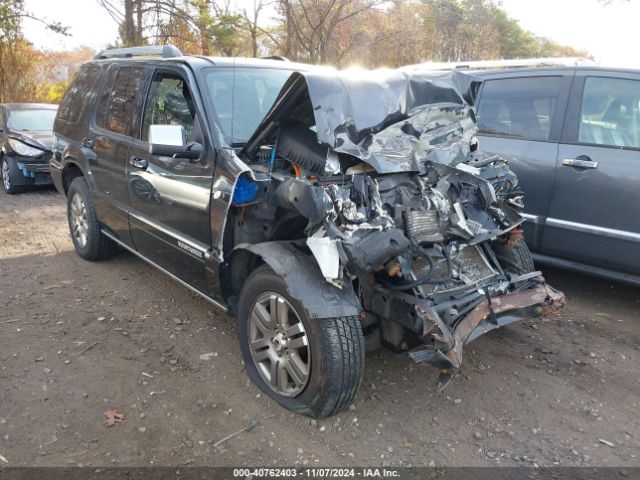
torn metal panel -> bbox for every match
[306,233,341,286]
[226,62,565,379]
[407,280,565,369]
[244,69,478,174]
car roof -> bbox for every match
[469,65,640,78]
[0,103,59,110]
[89,54,316,73]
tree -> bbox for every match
[94,0,591,66]
[0,0,68,102]
[277,0,384,64]
[241,0,273,57]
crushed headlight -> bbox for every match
[8,138,45,157]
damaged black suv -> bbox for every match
[52,46,564,417]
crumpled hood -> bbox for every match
[243,68,477,174]
[7,129,54,151]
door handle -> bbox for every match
[562,157,598,169]
[129,157,148,170]
[82,138,95,149]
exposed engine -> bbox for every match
[224,68,564,378]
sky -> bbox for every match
[22,0,640,69]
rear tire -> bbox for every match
[237,265,365,417]
[67,177,118,261]
[494,238,535,276]
[2,157,25,195]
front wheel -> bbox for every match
[2,157,24,195]
[67,177,118,261]
[237,265,365,417]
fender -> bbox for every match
[52,132,96,193]
[232,241,362,319]
[62,145,94,188]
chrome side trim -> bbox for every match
[532,252,640,287]
[128,210,209,254]
[520,213,544,225]
[545,217,640,243]
[101,229,229,313]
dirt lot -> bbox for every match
[1,187,639,468]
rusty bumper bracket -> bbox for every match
[401,279,566,372]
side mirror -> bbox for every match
[149,124,202,160]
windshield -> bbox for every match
[204,68,293,145]
[7,108,58,131]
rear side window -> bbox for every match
[57,65,102,124]
[95,67,119,129]
[578,77,640,149]
[477,76,563,141]
[102,66,145,136]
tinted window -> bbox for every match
[95,67,119,129]
[57,65,102,124]
[141,72,196,141]
[477,76,563,141]
[579,77,640,149]
[104,66,145,135]
[204,68,292,145]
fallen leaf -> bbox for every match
[104,409,125,426]
[137,314,151,320]
[199,352,217,361]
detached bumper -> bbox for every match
[403,280,566,370]
[10,154,53,185]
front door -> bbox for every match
[475,73,572,251]
[127,66,215,294]
[542,71,640,274]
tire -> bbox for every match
[67,177,118,261]
[493,239,535,276]
[2,157,25,195]
[237,265,365,418]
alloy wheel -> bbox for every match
[70,192,89,248]
[2,160,9,191]
[248,292,311,397]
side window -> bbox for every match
[94,67,119,129]
[477,76,563,141]
[578,77,640,149]
[141,72,196,142]
[104,66,145,136]
[57,65,102,124]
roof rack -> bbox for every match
[94,45,183,60]
[261,55,290,61]
[404,57,595,71]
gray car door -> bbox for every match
[475,71,573,251]
[541,70,640,275]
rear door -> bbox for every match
[126,65,215,294]
[542,70,640,274]
[475,71,573,251]
[90,64,147,245]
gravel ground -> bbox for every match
[0,187,639,468]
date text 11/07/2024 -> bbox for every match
[232,468,400,477]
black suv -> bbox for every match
[472,67,640,285]
[52,46,564,417]
[1,103,58,194]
